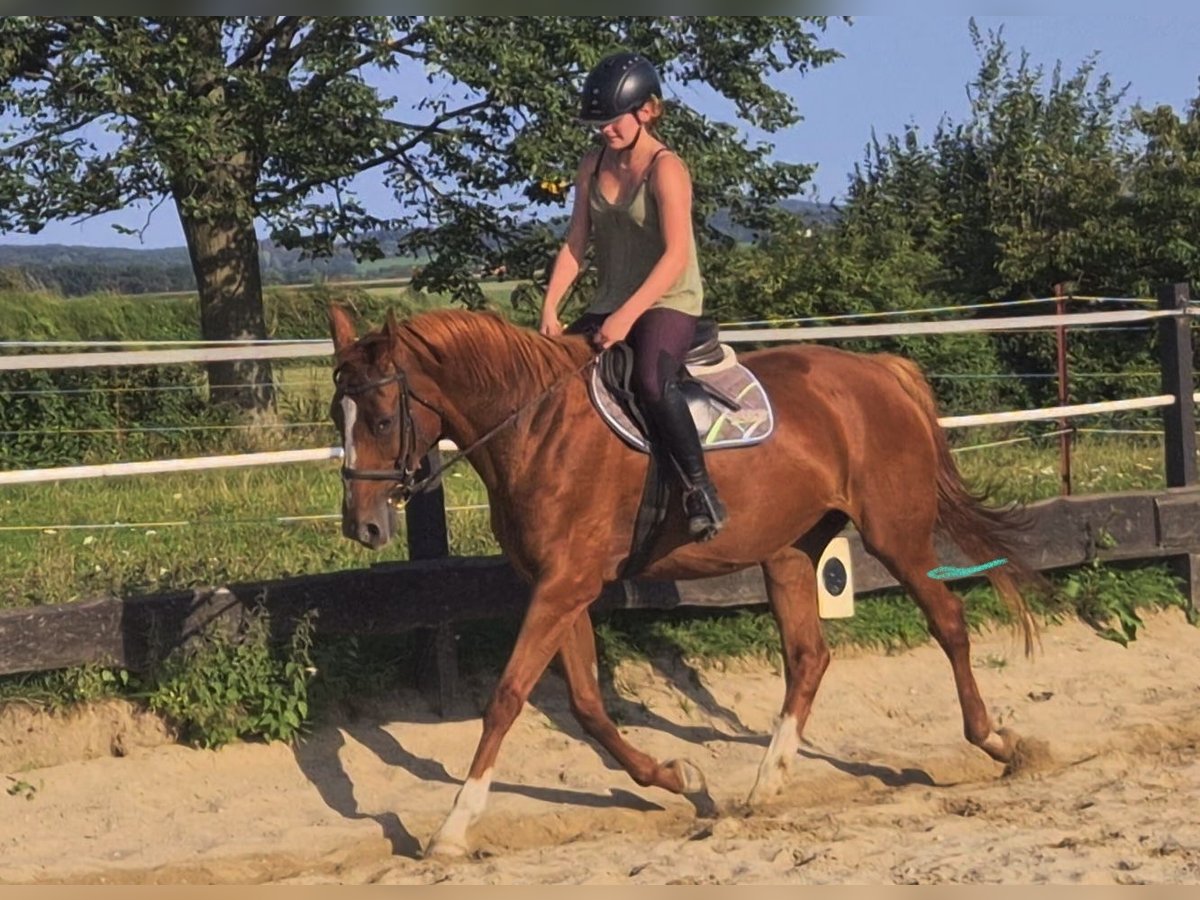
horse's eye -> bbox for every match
[376,418,394,434]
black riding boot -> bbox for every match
[647,380,728,541]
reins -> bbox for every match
[337,350,599,506]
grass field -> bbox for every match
[0,430,1173,610]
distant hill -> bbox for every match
[778,198,840,225]
[709,198,839,242]
[0,198,837,296]
[0,239,418,296]
[0,243,189,268]
[0,239,373,295]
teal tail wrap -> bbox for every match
[927,558,1008,580]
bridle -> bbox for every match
[333,354,598,502]
[333,366,444,496]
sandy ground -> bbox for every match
[1,609,1199,885]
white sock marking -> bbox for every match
[430,768,494,852]
[981,730,1008,757]
[751,714,799,799]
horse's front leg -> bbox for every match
[557,613,712,807]
[425,569,600,858]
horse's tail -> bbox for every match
[879,355,1043,656]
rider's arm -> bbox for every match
[540,152,597,331]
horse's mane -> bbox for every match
[354,309,591,392]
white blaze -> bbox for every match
[340,396,358,470]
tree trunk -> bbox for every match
[178,206,275,415]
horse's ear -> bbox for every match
[329,304,358,352]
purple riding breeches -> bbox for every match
[567,308,697,404]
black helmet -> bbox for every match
[578,52,662,123]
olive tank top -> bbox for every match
[586,148,704,317]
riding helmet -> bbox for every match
[578,52,662,123]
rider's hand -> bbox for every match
[539,310,563,337]
[593,311,634,352]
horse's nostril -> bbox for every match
[364,522,381,540]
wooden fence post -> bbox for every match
[405,448,458,715]
[1157,282,1198,613]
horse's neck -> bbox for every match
[423,348,553,488]
[440,382,520,464]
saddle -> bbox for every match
[589,317,774,452]
[588,318,774,578]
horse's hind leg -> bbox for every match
[557,614,711,804]
[748,520,841,805]
[860,528,1018,765]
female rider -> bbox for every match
[539,52,726,541]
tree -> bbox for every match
[829,22,1155,414]
[707,21,1200,422]
[846,22,1137,304]
[1127,96,1200,291]
[0,16,843,412]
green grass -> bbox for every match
[951,428,1166,503]
[345,253,427,277]
[0,432,1175,610]
[592,560,1191,670]
[0,463,496,608]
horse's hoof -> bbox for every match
[996,727,1022,757]
[424,835,469,859]
[665,757,707,794]
[666,758,717,818]
[747,762,790,808]
[746,778,779,809]
[981,727,1021,763]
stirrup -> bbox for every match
[684,483,727,542]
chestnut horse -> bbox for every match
[328,305,1039,858]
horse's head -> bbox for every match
[328,305,445,549]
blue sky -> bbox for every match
[3,15,1198,249]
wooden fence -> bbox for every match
[1,487,1197,711]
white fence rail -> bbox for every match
[2,303,1196,487]
[0,342,331,371]
[0,306,1191,371]
[939,394,1186,429]
[0,447,344,486]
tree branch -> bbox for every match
[300,31,427,98]
[230,16,301,71]
[396,151,448,205]
[261,17,307,78]
[0,112,107,158]
[261,97,489,208]
[5,20,83,78]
